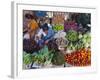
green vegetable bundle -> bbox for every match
[81,32,91,48]
[53,24,64,31]
[23,52,32,65]
[66,32,91,52]
[32,46,54,65]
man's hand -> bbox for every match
[45,40,49,44]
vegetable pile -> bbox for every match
[23,11,91,68]
[64,48,91,66]
[66,29,78,42]
[53,24,64,31]
[32,46,54,67]
[64,21,78,31]
[23,52,32,65]
[52,13,64,24]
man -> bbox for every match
[36,23,55,45]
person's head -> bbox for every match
[42,23,49,34]
[44,17,50,23]
[38,18,44,28]
[25,13,34,21]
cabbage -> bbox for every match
[66,29,78,42]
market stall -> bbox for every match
[23,10,91,69]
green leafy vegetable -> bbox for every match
[81,32,91,48]
[66,32,91,52]
[66,29,78,42]
[23,52,32,65]
[32,46,54,65]
[53,24,64,31]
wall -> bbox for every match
[0,0,99,80]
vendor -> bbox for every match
[24,13,39,39]
[36,23,55,45]
[23,13,40,53]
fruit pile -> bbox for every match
[64,48,91,66]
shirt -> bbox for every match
[28,20,38,31]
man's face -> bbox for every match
[44,30,48,34]
[45,19,49,23]
[26,18,31,22]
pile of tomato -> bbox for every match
[64,48,91,66]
